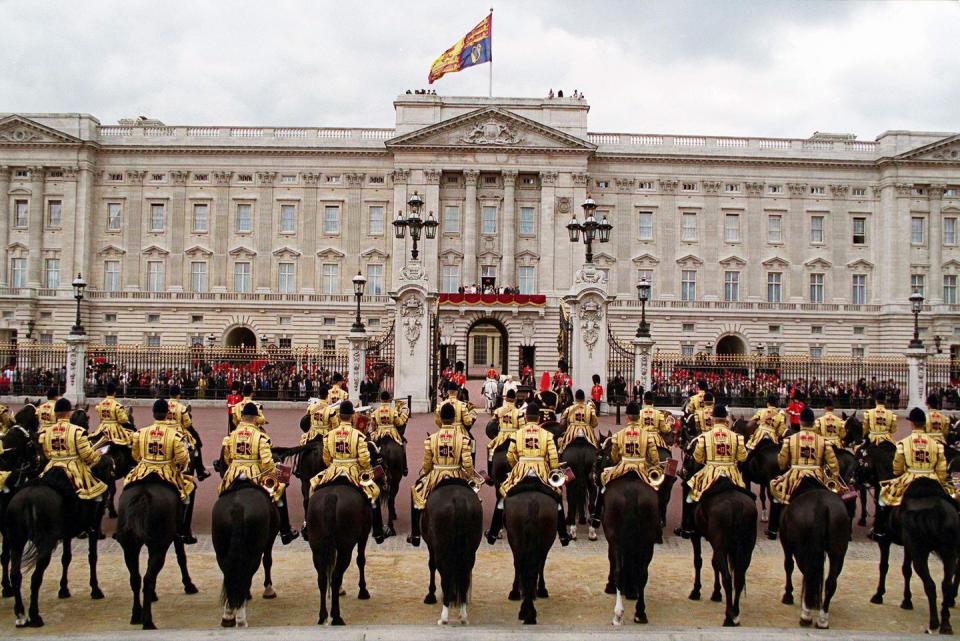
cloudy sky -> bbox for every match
[2,0,957,139]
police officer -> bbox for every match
[407,402,475,547]
[301,385,339,445]
[487,388,522,476]
[487,402,570,546]
[813,397,846,448]
[219,403,299,544]
[91,382,133,447]
[37,386,61,431]
[558,389,600,451]
[169,385,210,481]
[309,401,385,543]
[767,407,840,540]
[369,391,408,476]
[125,399,196,541]
[746,393,787,450]
[231,383,266,430]
[862,391,898,447]
[925,393,951,444]
[592,401,662,528]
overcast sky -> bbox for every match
[2,0,957,139]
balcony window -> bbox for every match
[233,262,252,293]
[945,217,957,245]
[519,206,536,236]
[278,262,296,293]
[681,270,697,301]
[518,266,535,294]
[724,271,740,302]
[481,206,497,235]
[441,265,460,293]
[190,261,208,293]
[945,275,957,305]
[368,206,384,235]
[44,258,60,289]
[321,263,339,294]
[443,206,460,234]
[367,264,384,295]
[107,203,122,231]
[809,273,824,303]
[104,260,120,291]
[767,272,783,303]
[911,274,925,298]
[147,260,164,292]
[14,200,28,227]
[852,274,867,305]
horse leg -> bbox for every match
[871,538,891,604]
[711,564,723,603]
[1,535,13,597]
[123,542,144,625]
[261,539,276,599]
[731,549,747,627]
[604,544,616,595]
[11,542,27,626]
[356,543,370,599]
[913,553,941,633]
[424,546,437,604]
[26,545,53,627]
[857,484,868,527]
[940,550,956,634]
[781,544,795,605]
[141,545,169,630]
[88,529,104,599]
[537,560,549,599]
[634,547,651,624]
[689,533,703,600]
[330,548,352,626]
[902,549,915,610]
[759,485,768,523]
[716,549,736,626]
[107,480,118,518]
[566,483,578,540]
[817,548,846,629]
[57,537,72,599]
[509,567,521,601]
[173,537,198,594]
[587,479,598,540]
[315,555,328,625]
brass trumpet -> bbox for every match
[468,475,483,494]
[647,466,664,485]
[262,473,279,492]
[824,477,840,492]
[548,468,567,488]
[359,471,376,488]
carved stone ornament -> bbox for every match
[659,179,679,193]
[460,119,523,145]
[501,170,517,187]
[578,296,604,358]
[171,170,190,185]
[126,170,147,184]
[615,177,635,193]
[256,171,277,186]
[540,171,558,187]
[521,318,535,344]
[744,181,765,196]
[556,196,572,215]
[345,172,366,187]
[214,171,233,186]
[575,262,608,286]
[399,259,427,283]
[424,169,441,185]
[571,172,589,188]
[895,183,913,196]
[702,181,722,194]
[0,127,43,143]
[400,294,425,356]
[302,172,320,186]
[787,183,807,196]
[929,184,946,199]
[391,168,410,184]
[829,184,849,198]
[350,339,365,389]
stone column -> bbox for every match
[64,332,90,405]
[906,346,928,411]
[702,181,722,298]
[390,168,409,290]
[563,263,612,395]
[463,169,479,286]
[302,173,320,292]
[423,169,441,292]
[538,171,558,293]
[929,185,945,305]
[345,173,365,281]
[255,171,276,292]
[169,170,189,290]
[0,165,10,285]
[73,161,96,283]
[633,335,655,394]
[392,269,434,413]
[743,180,763,300]
[212,171,232,291]
[570,172,590,284]
[658,179,679,298]
[125,170,146,290]
[615,178,635,296]
[27,167,45,287]
[347,329,368,404]
[501,170,517,288]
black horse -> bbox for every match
[292,439,327,536]
[421,480,483,625]
[688,477,758,627]
[559,436,598,541]
[779,477,852,629]
[871,478,959,634]
[373,435,405,538]
[503,481,559,625]
[307,481,371,625]
[212,482,278,628]
[115,478,198,629]
[93,407,137,520]
[1,411,41,598]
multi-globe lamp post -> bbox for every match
[393,191,439,261]
[565,195,612,264]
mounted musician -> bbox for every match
[0,401,14,437]
[169,384,210,480]
[813,397,846,448]
[219,402,299,544]
[686,380,708,415]
[861,391,898,448]
[369,390,410,476]
[309,400,386,543]
[591,400,662,526]
[925,393,951,445]
[435,381,477,442]
[746,394,787,450]
[537,389,560,424]
[767,407,841,539]
[230,383,267,431]
[124,399,196,540]
[693,392,716,434]
[558,389,600,450]
[408,402,477,547]
[300,385,340,445]
[328,373,349,405]
[90,382,134,447]
[637,391,673,450]
[37,387,61,431]
[487,388,522,475]
[486,402,570,546]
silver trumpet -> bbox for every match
[548,468,567,488]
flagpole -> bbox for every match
[488,7,493,98]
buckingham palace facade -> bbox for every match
[0,93,958,370]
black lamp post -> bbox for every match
[71,273,87,334]
[566,195,612,264]
[909,291,924,349]
[351,271,367,333]
[207,334,216,348]
[636,276,651,337]
[392,191,439,260]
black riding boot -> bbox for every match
[676,500,695,538]
[180,490,197,544]
[869,506,890,541]
[486,504,504,544]
[190,429,210,481]
[590,490,604,529]
[407,507,422,547]
[278,493,299,545]
[765,502,782,540]
[371,502,386,544]
[557,503,571,546]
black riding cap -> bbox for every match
[800,407,816,425]
[340,400,355,417]
[241,402,259,417]
[525,402,540,418]
[626,401,640,416]
[54,398,72,413]
[153,398,169,415]
[711,404,728,419]
[909,407,926,426]
[439,403,456,421]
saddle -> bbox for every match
[37,466,78,502]
[221,478,271,498]
[791,475,831,499]
[902,476,959,509]
[505,477,560,502]
[124,472,180,496]
[699,476,755,503]
[434,477,473,492]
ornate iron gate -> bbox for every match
[606,326,635,404]
[429,310,441,411]
[557,303,572,369]
[366,319,395,396]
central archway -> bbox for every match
[225,326,257,349]
[716,334,747,357]
[466,317,509,379]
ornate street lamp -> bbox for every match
[566,195,612,264]
[207,334,217,348]
[934,334,943,354]
[636,276,651,338]
[71,273,87,335]
[392,191,439,260]
[909,291,924,349]
[351,271,367,333]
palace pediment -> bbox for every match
[385,107,595,153]
[895,133,960,162]
[0,115,82,145]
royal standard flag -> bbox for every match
[428,13,492,84]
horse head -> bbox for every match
[299,413,311,433]
[1,424,40,482]
[13,404,39,434]
[70,408,90,431]
[484,417,500,440]
[842,413,863,447]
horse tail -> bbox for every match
[118,488,152,543]
[799,497,829,612]
[519,498,542,600]
[441,494,474,607]
[902,496,953,552]
[620,485,642,594]
[727,496,754,592]
[319,493,339,595]
[219,501,250,612]
[18,502,53,572]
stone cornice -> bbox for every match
[423,168,442,185]
[391,168,410,184]
[213,170,233,186]
[593,151,878,170]
[539,170,558,186]
[571,172,589,187]
[344,172,366,187]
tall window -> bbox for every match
[519,206,536,235]
[47,200,61,227]
[278,262,295,293]
[366,264,384,295]
[518,266,535,294]
[852,217,866,244]
[441,265,460,293]
[321,263,339,294]
[146,335,161,347]
[767,272,783,303]
[723,214,740,242]
[149,203,165,231]
[104,260,120,291]
[11,258,25,288]
[810,216,824,243]
[368,206,384,235]
[638,212,653,240]
[107,203,122,230]
[323,205,340,234]
[681,270,697,301]
[723,271,740,302]
[767,215,783,243]
[809,273,824,303]
[192,203,208,232]
[851,274,867,305]
[443,206,460,233]
[481,205,497,235]
[44,258,60,289]
[234,262,251,293]
[681,213,697,241]
[14,200,28,227]
[279,204,296,233]
[190,261,208,293]
[911,274,925,298]
[911,217,925,245]
[147,260,164,292]
[946,217,958,245]
[944,275,958,305]
[236,203,253,233]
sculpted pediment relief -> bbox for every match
[142,244,169,256]
[97,243,126,256]
[0,115,81,145]
[272,245,302,258]
[228,245,257,257]
[675,253,703,267]
[895,134,960,162]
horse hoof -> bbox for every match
[331,617,346,626]
[14,617,27,628]
[689,590,701,601]
[424,593,437,605]
[184,583,199,595]
[634,613,648,624]
[612,615,623,627]
[523,616,537,625]
[588,527,598,541]
[58,587,71,599]
[782,594,794,605]
[940,622,953,635]
[221,618,236,628]
[339,588,346,596]
[26,616,44,628]
[760,509,768,523]
[358,588,370,600]
[437,619,448,626]
[508,590,521,601]
[604,583,617,595]
[711,591,722,603]
[263,586,277,599]
[870,594,883,604]
[799,616,812,627]
[902,600,914,610]
[537,587,549,599]
[316,616,326,626]
[143,621,157,631]
[91,587,105,600]
[723,617,739,627]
